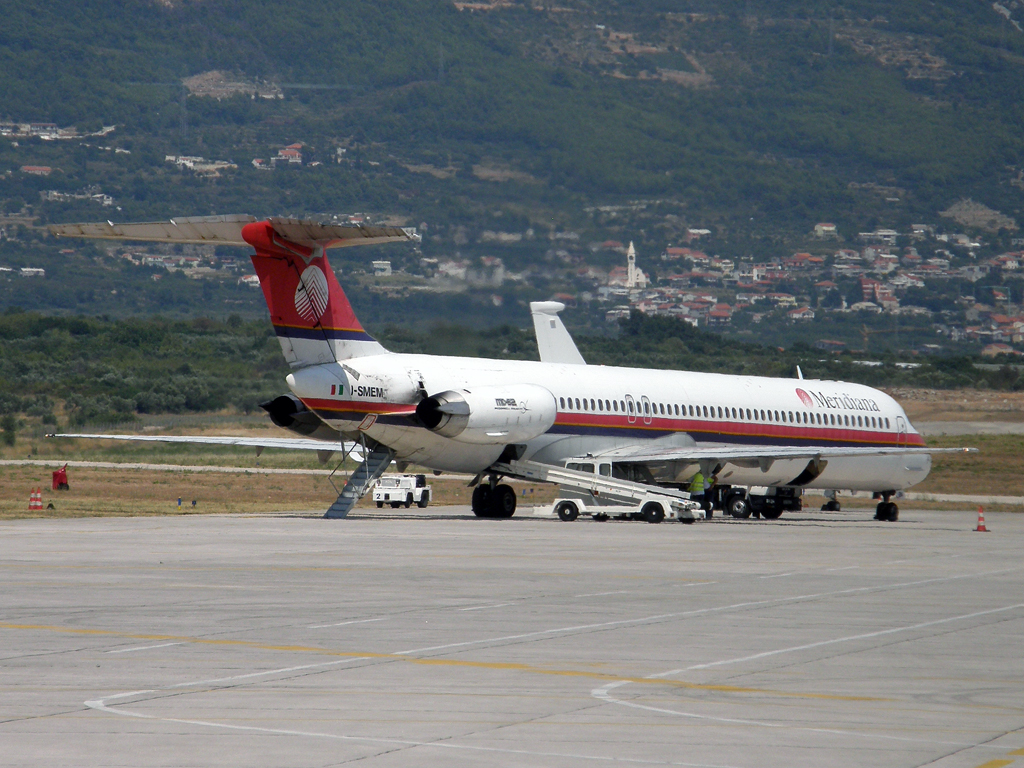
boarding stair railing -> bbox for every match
[325,443,396,519]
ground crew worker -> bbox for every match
[688,471,705,508]
[704,474,718,516]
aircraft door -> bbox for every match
[640,395,653,426]
[625,394,636,424]
[897,416,907,447]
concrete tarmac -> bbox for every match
[2,506,1023,768]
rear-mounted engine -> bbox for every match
[260,394,343,443]
[416,384,557,445]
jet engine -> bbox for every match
[260,394,344,442]
[415,384,557,445]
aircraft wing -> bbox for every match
[594,443,975,465]
[49,214,418,249]
[50,433,363,460]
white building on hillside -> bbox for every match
[626,241,648,289]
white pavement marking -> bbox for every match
[307,617,389,629]
[395,613,678,655]
[105,642,183,654]
[395,567,1022,656]
[574,590,631,598]
[680,603,1024,671]
[85,664,746,768]
[590,602,1024,751]
[458,603,510,611]
[590,681,1017,751]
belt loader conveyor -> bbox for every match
[491,459,704,523]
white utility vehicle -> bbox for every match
[373,474,431,508]
[550,494,704,524]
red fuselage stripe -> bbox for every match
[300,397,924,446]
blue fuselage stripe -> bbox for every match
[274,325,376,342]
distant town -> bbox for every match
[3,110,1022,356]
[22,213,1005,359]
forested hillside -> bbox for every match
[1,0,1022,232]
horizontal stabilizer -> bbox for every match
[50,215,256,244]
[50,215,419,249]
[268,217,418,248]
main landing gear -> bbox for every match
[472,481,517,519]
[874,491,899,522]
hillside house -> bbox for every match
[274,143,303,165]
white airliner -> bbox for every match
[50,215,970,522]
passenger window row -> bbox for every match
[557,395,892,430]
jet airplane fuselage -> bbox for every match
[288,352,930,492]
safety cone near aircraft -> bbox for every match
[975,506,989,532]
[47,214,977,521]
[29,488,43,511]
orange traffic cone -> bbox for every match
[29,488,42,511]
[975,506,989,532]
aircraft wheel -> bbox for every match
[555,501,579,522]
[875,502,898,521]
[822,499,841,512]
[642,502,665,524]
[417,492,429,509]
[760,508,783,520]
[390,502,401,509]
[593,513,609,522]
[491,484,517,518]
[727,494,751,519]
[472,485,493,518]
[376,501,383,508]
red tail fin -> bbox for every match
[243,221,385,365]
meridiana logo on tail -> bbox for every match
[294,265,330,322]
